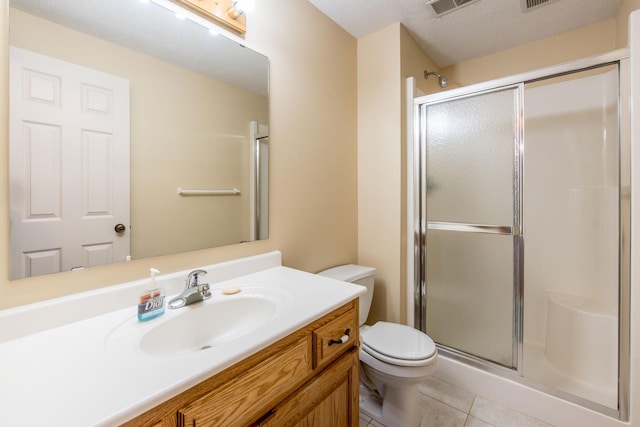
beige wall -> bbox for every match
[400,27,442,96]
[442,18,617,87]
[357,24,402,324]
[0,0,358,308]
[357,24,443,325]
[10,9,268,260]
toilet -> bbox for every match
[318,265,437,427]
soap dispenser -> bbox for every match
[137,268,165,321]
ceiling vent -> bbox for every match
[521,0,560,12]
[426,0,480,17]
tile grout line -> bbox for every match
[417,387,477,419]
[466,394,478,426]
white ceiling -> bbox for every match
[307,0,623,68]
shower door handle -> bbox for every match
[427,222,519,236]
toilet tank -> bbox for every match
[318,264,376,326]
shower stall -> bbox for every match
[413,53,630,419]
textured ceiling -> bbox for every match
[307,0,623,67]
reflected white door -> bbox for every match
[9,47,130,279]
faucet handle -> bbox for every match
[186,269,207,288]
[199,283,212,299]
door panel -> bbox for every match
[23,121,62,218]
[421,85,521,369]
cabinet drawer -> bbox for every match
[178,337,310,427]
[313,307,358,369]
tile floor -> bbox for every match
[359,377,555,427]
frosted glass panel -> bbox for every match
[426,230,514,367]
[425,88,517,225]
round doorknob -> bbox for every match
[114,224,126,233]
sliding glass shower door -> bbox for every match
[418,87,522,369]
[415,61,627,416]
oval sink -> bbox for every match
[140,296,278,356]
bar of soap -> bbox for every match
[222,287,241,295]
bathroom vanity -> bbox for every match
[0,252,365,426]
[126,300,359,426]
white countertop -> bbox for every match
[0,251,365,426]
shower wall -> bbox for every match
[523,66,619,408]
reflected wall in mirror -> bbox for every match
[8,0,269,280]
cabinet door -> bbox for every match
[178,338,310,427]
[259,348,359,427]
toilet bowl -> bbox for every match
[318,265,437,427]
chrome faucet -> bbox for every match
[168,269,212,309]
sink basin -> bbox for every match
[105,286,293,357]
[140,295,278,356]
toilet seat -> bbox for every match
[361,322,436,367]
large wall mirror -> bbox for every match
[7,0,269,280]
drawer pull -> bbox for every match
[328,328,350,346]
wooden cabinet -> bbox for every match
[257,349,358,427]
[123,300,359,427]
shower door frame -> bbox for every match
[412,49,630,420]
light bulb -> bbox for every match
[234,0,255,13]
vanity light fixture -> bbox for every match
[228,0,255,19]
[168,0,250,34]
[151,0,223,35]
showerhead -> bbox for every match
[424,70,448,88]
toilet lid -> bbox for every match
[362,322,436,361]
